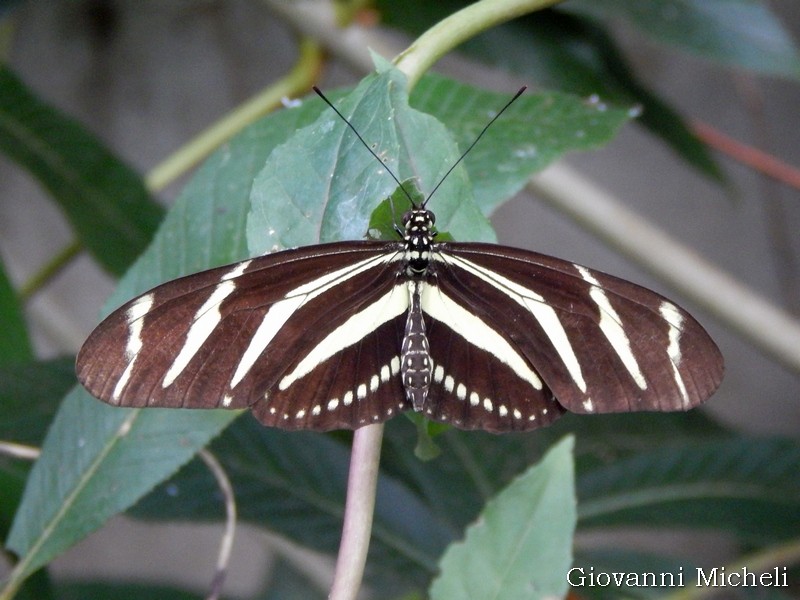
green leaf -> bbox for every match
[429,436,576,600]
[412,73,633,213]
[0,357,74,445]
[248,68,496,250]
[0,258,33,364]
[578,437,800,543]
[379,410,727,537]
[130,417,455,593]
[565,0,800,80]
[5,391,238,585]
[3,93,327,588]
[0,66,164,276]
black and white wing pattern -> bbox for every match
[77,209,723,433]
[421,243,722,432]
[77,85,724,433]
[77,241,411,431]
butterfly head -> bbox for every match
[402,207,436,276]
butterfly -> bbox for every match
[76,86,723,433]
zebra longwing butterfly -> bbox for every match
[76,87,723,433]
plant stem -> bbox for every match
[329,423,385,600]
[394,0,564,88]
[145,37,323,192]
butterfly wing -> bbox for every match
[427,242,723,422]
[76,241,412,430]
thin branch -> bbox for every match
[530,163,800,373]
[198,448,237,600]
[328,423,384,600]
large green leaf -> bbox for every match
[0,259,33,365]
[429,436,576,600]
[379,410,729,535]
[3,90,326,589]
[412,73,631,214]
[566,0,800,80]
[0,66,164,276]
[248,66,495,250]
[578,437,800,542]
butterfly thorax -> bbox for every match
[402,207,435,277]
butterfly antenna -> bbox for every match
[313,86,416,207]
[424,86,527,207]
